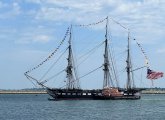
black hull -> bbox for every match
[46,88,141,100]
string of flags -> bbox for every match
[110,18,162,81]
[72,16,128,32]
[24,16,122,76]
[24,27,70,75]
[134,39,149,67]
[73,16,128,30]
[134,39,163,83]
[110,18,128,30]
[73,17,107,27]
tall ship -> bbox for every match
[24,16,163,100]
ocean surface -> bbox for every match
[0,94,165,120]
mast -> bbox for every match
[126,31,132,89]
[66,25,76,89]
[103,17,110,88]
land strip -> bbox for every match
[1,89,165,94]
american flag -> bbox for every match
[147,68,163,80]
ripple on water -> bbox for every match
[0,94,165,120]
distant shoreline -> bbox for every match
[0,91,47,94]
[141,90,165,94]
[1,89,165,94]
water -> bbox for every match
[0,94,165,120]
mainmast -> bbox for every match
[126,31,132,89]
[66,25,78,89]
[103,17,111,88]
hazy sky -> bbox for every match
[0,0,165,89]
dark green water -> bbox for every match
[0,94,165,120]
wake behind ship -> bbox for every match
[25,16,162,100]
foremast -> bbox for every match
[103,17,113,88]
[126,31,134,90]
[66,25,80,89]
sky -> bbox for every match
[0,0,165,89]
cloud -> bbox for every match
[16,33,51,44]
[0,2,21,19]
[33,35,51,43]
[110,0,165,44]
[1,0,165,89]
[20,0,165,32]
[25,0,41,4]
[35,0,106,23]
[157,48,165,54]
[0,23,54,45]
[0,1,8,8]
[1,0,165,45]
